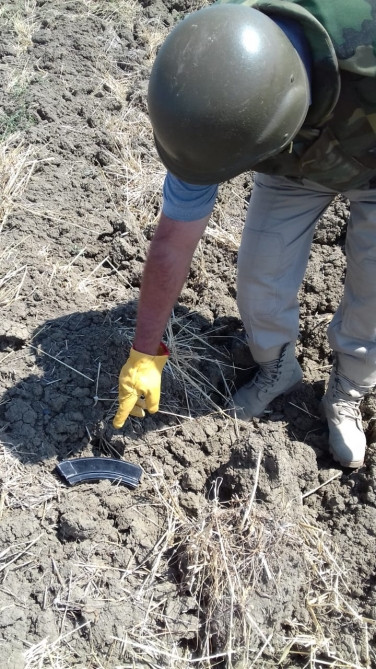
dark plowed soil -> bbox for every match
[0,1,375,667]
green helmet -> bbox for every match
[148,4,310,185]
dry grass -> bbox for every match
[13,0,38,55]
[281,521,375,669]
[108,469,375,668]
[24,623,92,669]
[6,62,34,95]
[0,440,61,514]
[82,0,210,22]
[82,0,141,22]
[0,3,374,669]
[99,309,235,426]
[100,92,166,229]
[0,136,55,307]
[0,136,38,306]
[0,135,37,232]
[1,459,372,668]
[163,310,234,418]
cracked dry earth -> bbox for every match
[0,1,375,668]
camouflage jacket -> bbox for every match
[218,0,376,190]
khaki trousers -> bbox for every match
[237,173,376,385]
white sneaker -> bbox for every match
[321,367,367,468]
[232,342,303,419]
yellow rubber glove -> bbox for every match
[113,343,169,429]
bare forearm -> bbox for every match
[133,213,209,355]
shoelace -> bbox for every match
[252,358,281,391]
[332,377,362,421]
[336,400,362,420]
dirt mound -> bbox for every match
[0,1,375,667]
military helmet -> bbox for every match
[148,4,310,184]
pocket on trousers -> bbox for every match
[237,228,283,318]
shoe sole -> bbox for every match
[328,446,364,469]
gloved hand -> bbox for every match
[113,343,169,429]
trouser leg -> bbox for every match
[237,174,335,361]
[322,188,376,467]
[328,188,376,387]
